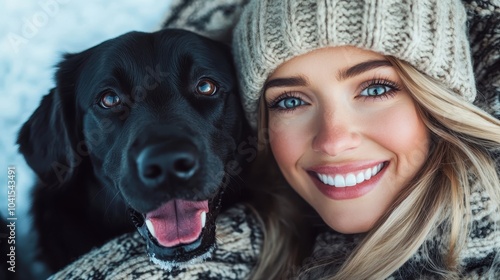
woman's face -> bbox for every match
[264,47,430,233]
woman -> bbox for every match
[232,0,500,278]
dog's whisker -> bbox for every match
[89,185,109,202]
[103,190,123,218]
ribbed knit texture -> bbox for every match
[232,0,477,129]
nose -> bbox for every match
[136,143,199,187]
[312,109,361,156]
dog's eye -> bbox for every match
[196,79,217,96]
[99,91,121,108]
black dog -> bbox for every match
[17,29,253,272]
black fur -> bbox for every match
[17,29,252,272]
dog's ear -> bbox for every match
[17,52,89,185]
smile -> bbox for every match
[309,161,388,200]
[315,163,384,188]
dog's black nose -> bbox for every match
[136,143,199,186]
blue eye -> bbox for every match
[267,92,309,112]
[360,85,392,96]
[276,97,305,109]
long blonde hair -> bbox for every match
[248,56,500,280]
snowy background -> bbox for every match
[0,1,173,278]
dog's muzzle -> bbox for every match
[127,138,225,267]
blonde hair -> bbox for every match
[248,57,500,280]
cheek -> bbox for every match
[371,102,430,175]
[268,114,311,173]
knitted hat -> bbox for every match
[232,0,477,129]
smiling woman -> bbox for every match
[231,0,500,278]
[264,47,431,234]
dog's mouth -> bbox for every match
[144,199,208,247]
[128,193,222,270]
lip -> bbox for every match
[308,161,388,200]
[309,161,386,175]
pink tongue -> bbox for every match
[146,199,209,247]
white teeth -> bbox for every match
[345,174,357,186]
[316,163,385,188]
[146,219,156,238]
[327,175,334,185]
[364,168,372,180]
[356,172,365,183]
[334,174,346,187]
[201,211,206,228]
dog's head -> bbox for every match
[18,29,251,267]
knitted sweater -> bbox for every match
[51,0,500,279]
[49,205,262,280]
[50,184,500,279]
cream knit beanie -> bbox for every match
[232,0,477,129]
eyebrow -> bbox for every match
[264,59,393,92]
[337,59,392,81]
[263,76,308,92]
